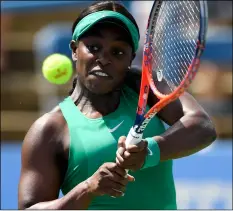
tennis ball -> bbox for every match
[42,53,73,85]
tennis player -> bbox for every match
[18,1,216,210]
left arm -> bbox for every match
[116,92,217,170]
[153,91,217,160]
[125,66,217,160]
[119,68,217,170]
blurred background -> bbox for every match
[1,1,232,209]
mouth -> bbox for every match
[89,69,112,79]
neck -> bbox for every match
[70,79,121,118]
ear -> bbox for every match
[70,40,78,62]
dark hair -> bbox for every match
[71,1,139,36]
[69,1,140,95]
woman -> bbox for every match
[18,1,217,210]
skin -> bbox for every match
[116,68,217,169]
[18,21,217,210]
[69,22,135,118]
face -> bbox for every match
[71,22,135,94]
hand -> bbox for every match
[86,162,135,198]
[116,136,148,171]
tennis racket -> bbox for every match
[125,0,208,147]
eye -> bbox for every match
[112,48,125,56]
[87,44,100,53]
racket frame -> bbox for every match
[125,0,208,146]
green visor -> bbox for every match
[72,10,140,52]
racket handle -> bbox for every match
[125,127,143,147]
[124,127,143,177]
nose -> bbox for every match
[96,51,111,66]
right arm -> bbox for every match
[18,113,133,209]
[18,113,93,209]
[27,181,93,210]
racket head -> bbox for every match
[129,0,208,138]
[143,0,208,112]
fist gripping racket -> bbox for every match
[125,0,208,147]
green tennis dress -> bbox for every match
[59,85,177,210]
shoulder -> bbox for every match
[35,107,65,136]
[23,107,66,151]
[19,108,68,209]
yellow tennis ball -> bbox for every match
[42,53,73,85]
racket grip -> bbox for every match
[124,127,143,177]
[125,127,143,147]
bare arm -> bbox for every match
[125,67,217,160]
[155,92,217,160]
[18,113,93,209]
[27,181,93,210]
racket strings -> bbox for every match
[149,1,200,94]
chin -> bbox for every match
[86,83,114,95]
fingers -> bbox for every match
[116,149,124,163]
[105,175,134,197]
[117,147,125,156]
[123,145,147,159]
[104,182,125,198]
[126,140,148,153]
[117,136,126,149]
[108,170,129,186]
[105,163,135,183]
[109,189,124,198]
[113,165,135,182]
[116,151,143,165]
[116,146,147,171]
[109,179,126,193]
[109,162,127,177]
[97,178,125,198]
[93,162,135,198]
[126,173,135,182]
[117,137,127,168]
[116,158,140,172]
[102,169,130,198]
[123,150,131,159]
